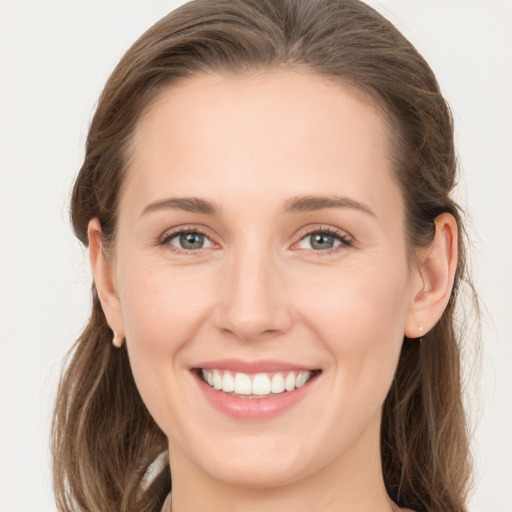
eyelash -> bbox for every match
[158,225,354,255]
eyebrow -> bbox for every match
[140,194,375,217]
[141,197,219,217]
[284,195,375,216]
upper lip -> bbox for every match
[192,359,319,373]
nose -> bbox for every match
[213,244,293,342]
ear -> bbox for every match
[88,218,124,337]
[404,213,458,338]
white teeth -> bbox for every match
[213,370,223,390]
[201,369,314,395]
[222,372,234,392]
[296,371,307,388]
[234,373,252,395]
[252,373,271,395]
[284,372,296,392]
[271,373,285,393]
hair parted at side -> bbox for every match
[53,1,475,511]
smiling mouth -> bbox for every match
[196,369,321,398]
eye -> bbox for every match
[296,229,352,252]
[162,229,214,251]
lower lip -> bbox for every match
[194,372,318,420]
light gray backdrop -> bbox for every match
[0,1,511,511]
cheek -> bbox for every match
[292,262,410,446]
[115,261,215,419]
[118,261,212,355]
[298,261,409,342]
[294,260,410,397]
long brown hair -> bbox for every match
[52,1,475,511]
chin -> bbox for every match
[204,455,308,489]
[179,429,332,490]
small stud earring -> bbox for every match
[112,331,124,348]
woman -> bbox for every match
[52,0,474,511]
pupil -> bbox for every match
[311,233,334,250]
[180,232,204,249]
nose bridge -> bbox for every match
[215,239,291,341]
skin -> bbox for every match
[89,70,458,512]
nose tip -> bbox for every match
[213,256,292,342]
[215,290,291,342]
[218,315,283,342]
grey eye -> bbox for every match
[297,231,348,251]
[180,232,205,249]
[309,233,337,250]
[166,231,213,250]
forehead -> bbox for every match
[123,70,401,219]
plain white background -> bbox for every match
[0,1,510,511]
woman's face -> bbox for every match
[107,71,422,487]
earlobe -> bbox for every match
[405,213,458,338]
[88,219,124,338]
